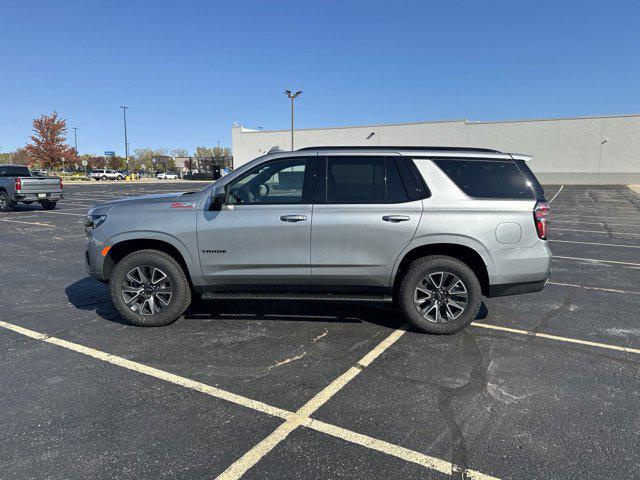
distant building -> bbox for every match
[232,114,640,184]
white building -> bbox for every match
[232,114,640,184]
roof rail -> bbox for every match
[296,146,502,153]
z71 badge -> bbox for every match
[170,202,196,209]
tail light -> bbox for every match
[534,201,550,240]
[59,178,63,190]
[14,177,22,191]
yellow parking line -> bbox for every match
[0,320,497,479]
[471,322,640,355]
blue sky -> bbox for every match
[1,0,639,156]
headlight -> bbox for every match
[84,214,107,229]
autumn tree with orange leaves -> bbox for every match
[26,111,76,169]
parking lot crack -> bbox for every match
[432,332,489,479]
[269,350,307,370]
[529,292,575,336]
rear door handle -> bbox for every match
[280,215,307,222]
[382,215,410,223]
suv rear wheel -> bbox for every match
[109,249,192,327]
[398,255,482,334]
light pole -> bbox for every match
[283,90,302,150]
[72,127,78,156]
[120,106,129,169]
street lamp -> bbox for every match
[120,106,129,168]
[283,90,302,150]
[73,127,78,155]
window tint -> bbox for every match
[385,159,409,203]
[326,157,409,204]
[433,159,534,199]
[228,158,308,204]
[0,166,30,177]
[515,160,545,200]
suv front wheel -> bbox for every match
[398,256,482,334]
[109,249,192,327]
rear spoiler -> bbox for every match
[509,153,533,162]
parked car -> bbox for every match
[90,169,124,181]
[156,171,178,180]
[84,146,551,334]
[0,164,63,211]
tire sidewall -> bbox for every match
[0,191,13,211]
[109,250,190,327]
[399,256,482,334]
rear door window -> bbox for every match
[433,159,534,199]
[324,157,409,204]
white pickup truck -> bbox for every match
[90,169,124,181]
[0,164,63,211]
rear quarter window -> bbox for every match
[433,159,534,199]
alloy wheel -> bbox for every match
[121,265,173,316]
[413,271,469,323]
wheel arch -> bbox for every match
[103,238,194,287]
[392,241,491,297]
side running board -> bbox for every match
[201,292,393,302]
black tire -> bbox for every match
[102,175,107,181]
[398,255,482,334]
[0,191,15,212]
[40,200,57,210]
[116,175,123,180]
[109,249,192,327]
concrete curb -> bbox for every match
[629,185,640,195]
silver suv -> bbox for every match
[85,146,551,334]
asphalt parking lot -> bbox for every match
[1,182,639,479]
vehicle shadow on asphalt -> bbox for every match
[65,277,129,325]
[65,276,488,332]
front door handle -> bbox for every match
[382,215,410,223]
[280,215,307,222]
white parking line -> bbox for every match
[553,227,640,236]
[549,239,640,249]
[548,281,640,296]
[0,320,496,479]
[471,322,640,355]
[548,185,564,203]
[553,220,640,228]
[217,326,410,480]
[0,218,55,227]
[552,213,640,221]
[38,210,86,217]
[553,255,640,267]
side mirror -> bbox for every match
[210,185,227,211]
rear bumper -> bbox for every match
[14,192,63,201]
[488,278,548,297]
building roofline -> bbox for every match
[235,113,640,134]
